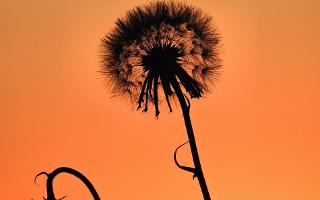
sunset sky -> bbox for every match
[1,0,319,199]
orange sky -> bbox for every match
[1,0,319,199]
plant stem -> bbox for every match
[171,75,211,200]
[42,167,101,200]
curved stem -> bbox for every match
[171,75,211,200]
[35,167,101,200]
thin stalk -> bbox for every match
[35,167,100,200]
[170,75,211,200]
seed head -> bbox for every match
[100,1,221,116]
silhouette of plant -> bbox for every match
[34,167,100,200]
[100,1,221,200]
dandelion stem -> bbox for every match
[171,75,211,200]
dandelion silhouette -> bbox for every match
[100,1,221,200]
[35,1,221,200]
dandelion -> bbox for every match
[100,1,221,199]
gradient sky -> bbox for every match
[1,0,319,199]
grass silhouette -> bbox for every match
[35,167,100,200]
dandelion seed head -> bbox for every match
[100,0,221,116]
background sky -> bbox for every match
[1,0,319,199]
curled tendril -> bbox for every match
[174,141,197,179]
